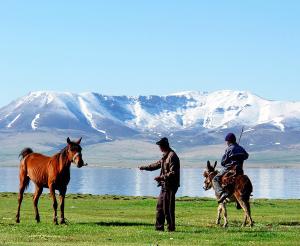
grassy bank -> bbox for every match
[0,193,299,245]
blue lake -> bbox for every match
[0,167,299,199]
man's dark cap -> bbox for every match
[225,133,236,143]
[156,137,169,147]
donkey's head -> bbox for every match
[66,137,86,168]
[203,160,218,191]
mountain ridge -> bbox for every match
[0,90,300,150]
[1,90,300,136]
[1,90,300,166]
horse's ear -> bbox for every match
[76,137,82,145]
[67,137,71,145]
[207,161,211,170]
[214,161,217,169]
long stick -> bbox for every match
[238,127,244,144]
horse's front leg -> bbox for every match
[49,184,58,225]
[59,188,67,224]
[216,203,222,225]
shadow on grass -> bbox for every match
[78,221,153,227]
[278,221,300,226]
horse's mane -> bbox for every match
[60,146,68,157]
[57,146,68,164]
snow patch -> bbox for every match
[7,114,21,128]
[78,97,112,140]
[272,117,285,132]
[31,114,40,130]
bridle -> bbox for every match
[203,170,219,190]
[68,149,87,166]
[72,152,81,163]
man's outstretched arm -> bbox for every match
[139,160,161,171]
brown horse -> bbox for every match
[16,137,86,224]
[203,161,253,227]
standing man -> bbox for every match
[139,137,180,232]
[213,133,249,203]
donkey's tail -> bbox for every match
[241,175,253,201]
[19,148,34,160]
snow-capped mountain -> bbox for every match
[1,89,300,150]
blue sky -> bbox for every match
[0,1,300,107]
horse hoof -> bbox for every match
[223,223,228,228]
[53,219,58,225]
[60,219,66,225]
[16,219,20,223]
[216,220,220,225]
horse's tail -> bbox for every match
[22,173,30,191]
[19,148,34,160]
[18,148,33,191]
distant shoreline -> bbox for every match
[1,163,300,169]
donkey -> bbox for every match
[16,137,86,224]
[203,161,253,227]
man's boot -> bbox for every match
[218,192,229,203]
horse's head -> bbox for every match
[203,160,218,191]
[66,137,86,168]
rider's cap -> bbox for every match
[156,137,169,147]
[225,133,236,143]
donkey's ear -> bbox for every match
[67,137,71,144]
[76,137,82,145]
[214,161,217,169]
[207,161,211,170]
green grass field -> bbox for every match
[0,193,299,245]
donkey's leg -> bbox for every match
[59,188,67,224]
[242,212,248,227]
[222,203,228,228]
[16,175,29,223]
[49,184,58,225]
[237,199,250,227]
[216,203,222,225]
[33,185,43,223]
[245,200,253,227]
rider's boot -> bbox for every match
[218,192,229,203]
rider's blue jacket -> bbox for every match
[221,143,249,168]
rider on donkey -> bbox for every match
[213,133,249,204]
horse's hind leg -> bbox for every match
[16,173,29,223]
[33,185,43,223]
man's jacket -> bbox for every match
[221,143,249,168]
[142,149,180,189]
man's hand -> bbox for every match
[154,176,164,182]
